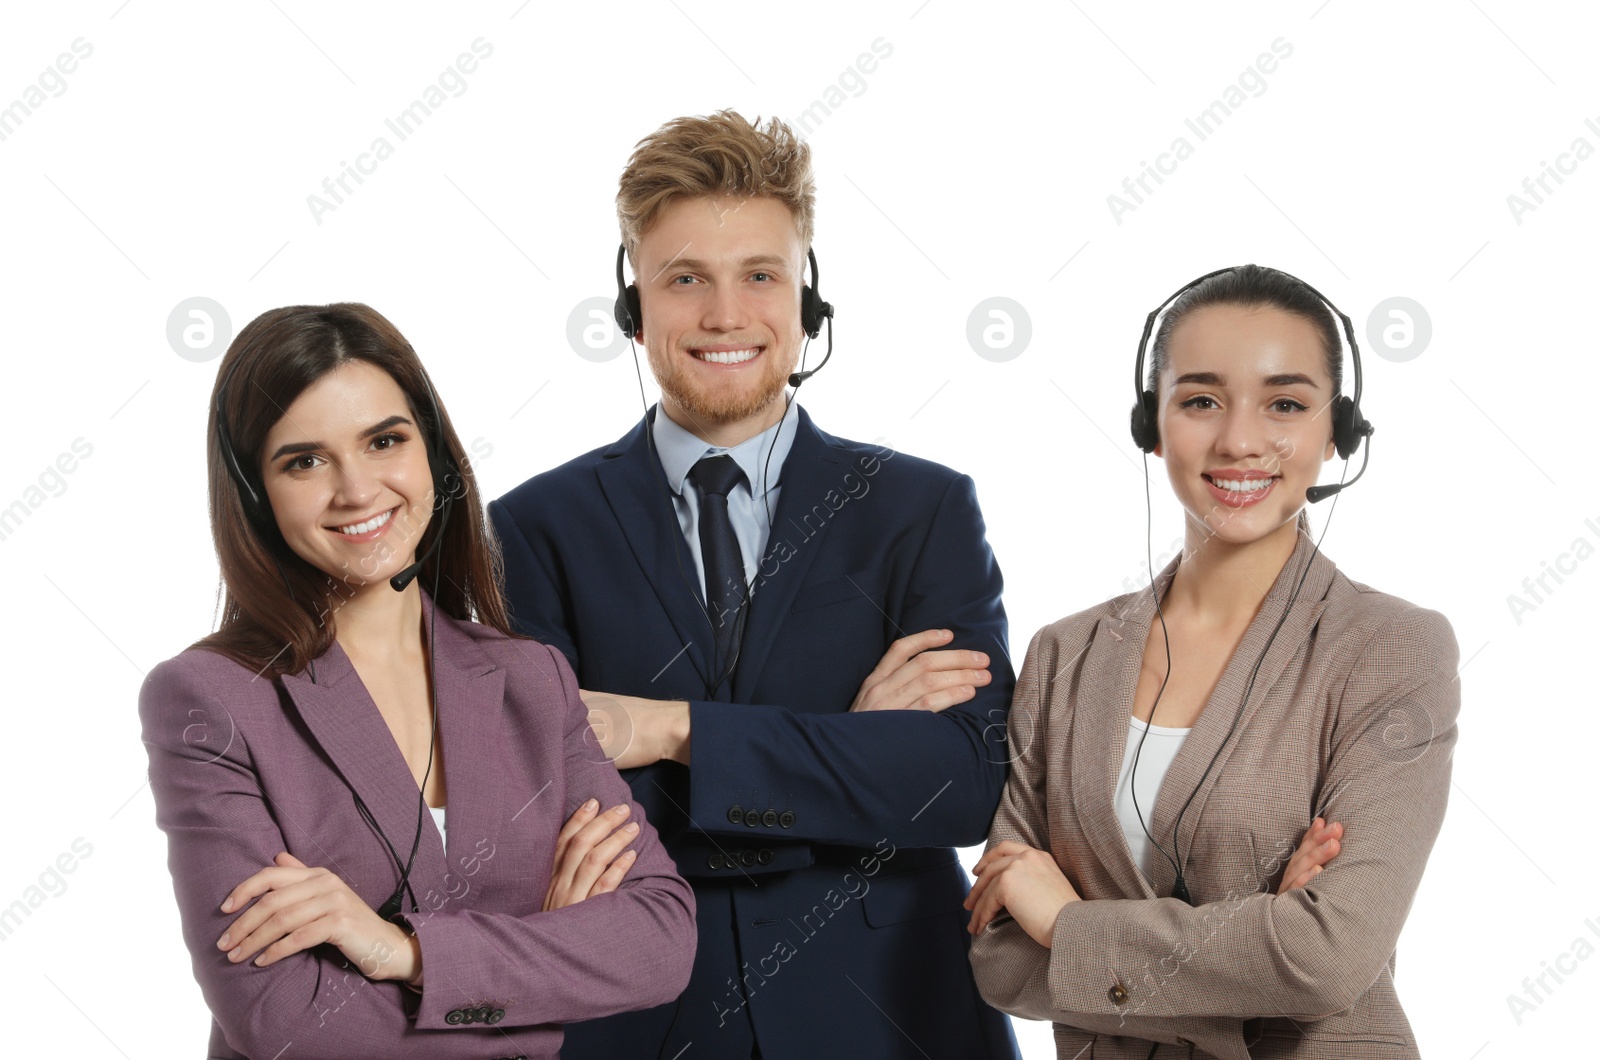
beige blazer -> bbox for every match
[969,531,1459,1059]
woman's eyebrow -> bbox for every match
[269,414,414,461]
[1168,371,1320,389]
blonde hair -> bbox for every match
[617,109,815,265]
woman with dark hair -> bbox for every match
[967,266,1459,1058]
[139,303,695,1059]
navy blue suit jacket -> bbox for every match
[489,406,1019,1060]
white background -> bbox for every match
[1,1,1594,1056]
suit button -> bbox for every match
[708,853,725,870]
[1107,983,1129,1005]
[445,1008,465,1025]
[487,1007,505,1024]
[727,805,743,824]
[757,847,773,865]
[743,809,760,827]
[477,1005,494,1023]
[762,809,778,827]
[739,850,756,866]
[778,810,795,828]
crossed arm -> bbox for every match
[968,608,1459,1025]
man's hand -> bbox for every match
[850,629,992,713]
[962,839,1080,947]
[580,690,691,769]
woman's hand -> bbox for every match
[542,798,640,911]
[1277,816,1343,895]
[963,839,1081,947]
[217,853,418,983]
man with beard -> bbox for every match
[489,110,1020,1060]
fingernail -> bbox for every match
[623,848,638,858]
[228,946,242,961]
[624,822,639,833]
[612,804,629,816]
[220,898,233,912]
[217,933,231,949]
[584,798,598,811]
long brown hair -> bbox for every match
[194,303,518,678]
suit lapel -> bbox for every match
[278,635,449,899]
[1071,531,1337,900]
[1146,533,1334,895]
[427,605,508,873]
[276,593,507,903]
[594,412,715,689]
[732,409,844,702]
[1072,589,1162,899]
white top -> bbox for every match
[1113,715,1191,882]
[429,804,446,840]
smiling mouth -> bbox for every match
[1203,473,1279,495]
[331,506,397,537]
[691,346,763,365]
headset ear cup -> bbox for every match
[613,284,641,338]
[1130,391,1159,452]
[1331,396,1358,459]
[800,285,820,337]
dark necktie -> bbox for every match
[688,454,748,683]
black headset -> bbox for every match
[1129,264,1373,484]
[213,351,458,925]
[1124,265,1368,905]
[614,241,834,699]
[613,243,834,364]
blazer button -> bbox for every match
[487,1007,505,1024]
[739,850,756,866]
[727,805,743,825]
[1107,982,1129,1005]
[762,809,778,827]
[476,1004,494,1023]
[708,853,725,870]
[778,810,795,828]
[743,809,760,827]
[445,1008,465,1025]
[757,847,773,865]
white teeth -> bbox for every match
[1210,477,1274,493]
[337,508,393,535]
[695,348,759,365]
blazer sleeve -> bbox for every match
[968,624,1072,1022]
[407,642,697,1029]
[1009,606,1461,1023]
[684,471,1014,850]
[141,650,695,1059]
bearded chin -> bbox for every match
[655,352,793,426]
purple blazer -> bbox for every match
[139,595,696,1059]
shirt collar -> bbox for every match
[652,402,800,499]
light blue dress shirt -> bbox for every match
[651,402,800,601]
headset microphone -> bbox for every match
[1306,433,1372,504]
[390,499,452,592]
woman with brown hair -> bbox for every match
[139,303,695,1058]
[967,266,1458,1058]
